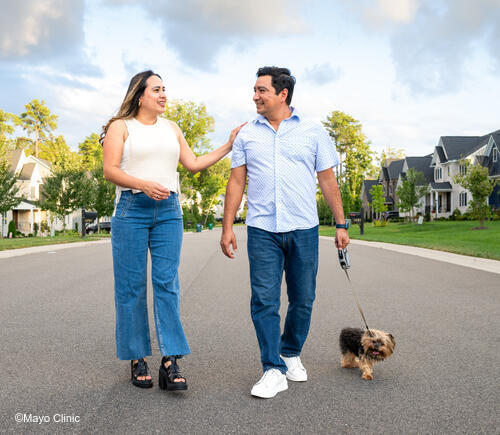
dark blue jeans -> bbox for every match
[246,225,319,373]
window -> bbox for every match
[435,167,442,180]
[493,147,498,162]
[459,192,467,207]
[459,164,467,175]
[389,185,392,195]
[447,166,450,176]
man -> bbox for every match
[221,66,349,399]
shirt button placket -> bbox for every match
[274,132,280,233]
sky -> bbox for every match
[1,0,499,160]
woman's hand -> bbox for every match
[140,181,170,201]
[227,123,247,149]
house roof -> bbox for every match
[362,179,380,202]
[6,148,24,171]
[381,166,390,181]
[436,146,447,163]
[388,159,404,179]
[439,129,500,161]
[18,162,36,180]
[405,155,434,183]
[430,182,452,191]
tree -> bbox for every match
[454,160,496,228]
[322,111,373,205]
[0,109,15,147]
[38,166,91,232]
[14,99,58,158]
[38,135,80,168]
[378,146,406,167]
[396,168,428,220]
[78,133,102,170]
[163,100,214,155]
[87,165,115,231]
[369,184,387,223]
[196,157,231,224]
[316,192,332,225]
[0,144,21,236]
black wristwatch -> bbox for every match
[335,223,349,229]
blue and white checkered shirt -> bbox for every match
[231,108,339,233]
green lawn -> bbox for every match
[0,233,110,251]
[319,220,500,261]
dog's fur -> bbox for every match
[339,327,395,380]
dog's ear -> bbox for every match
[388,333,395,347]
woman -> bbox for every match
[102,70,243,391]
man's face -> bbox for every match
[253,75,287,117]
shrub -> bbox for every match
[450,208,462,221]
[40,220,49,233]
[424,212,431,222]
[33,222,39,237]
[8,220,16,238]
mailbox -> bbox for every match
[81,208,98,237]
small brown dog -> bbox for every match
[339,327,395,380]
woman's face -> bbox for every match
[139,75,166,115]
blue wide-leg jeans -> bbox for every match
[246,225,319,373]
[111,191,190,360]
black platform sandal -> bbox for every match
[159,356,187,391]
[131,358,153,388]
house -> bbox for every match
[2,149,52,236]
[365,128,500,221]
[396,155,433,217]
[379,159,404,212]
[2,148,83,237]
[360,179,381,220]
[429,129,500,217]
[214,194,246,220]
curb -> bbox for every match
[0,239,111,259]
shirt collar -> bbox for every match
[254,106,301,125]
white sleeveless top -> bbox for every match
[117,117,180,196]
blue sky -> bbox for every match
[1,0,499,158]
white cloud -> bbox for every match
[303,63,342,86]
[346,0,500,95]
[364,0,419,26]
[0,0,85,59]
[107,0,308,69]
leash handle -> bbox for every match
[338,248,350,270]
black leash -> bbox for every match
[338,248,371,333]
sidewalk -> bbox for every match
[320,236,500,275]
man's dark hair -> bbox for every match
[256,66,295,105]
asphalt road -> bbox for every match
[1,226,499,434]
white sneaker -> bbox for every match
[281,355,307,382]
[251,369,288,398]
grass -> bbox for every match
[0,233,110,251]
[319,220,500,261]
